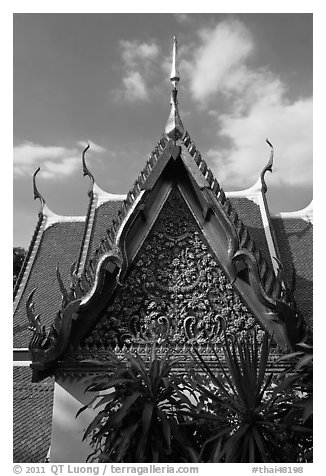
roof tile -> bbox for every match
[13,366,54,463]
[85,200,124,269]
[14,221,85,347]
[271,217,313,329]
[229,197,273,269]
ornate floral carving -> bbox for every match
[83,188,260,349]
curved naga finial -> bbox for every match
[33,167,45,207]
[82,144,95,183]
[261,138,274,193]
[165,36,184,142]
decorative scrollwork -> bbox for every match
[82,187,260,349]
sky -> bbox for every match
[13,12,313,248]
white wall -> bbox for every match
[50,376,98,463]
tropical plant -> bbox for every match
[272,342,313,462]
[78,332,313,463]
[175,331,301,463]
[77,346,195,463]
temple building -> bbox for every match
[13,38,313,463]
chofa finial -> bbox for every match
[82,144,95,184]
[33,167,45,207]
[260,138,274,193]
[165,36,184,142]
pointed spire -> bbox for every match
[33,167,45,207]
[165,36,184,142]
[170,36,180,87]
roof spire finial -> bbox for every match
[165,36,184,143]
[82,144,95,184]
[170,35,180,88]
[33,167,45,208]
[260,138,274,193]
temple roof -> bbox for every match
[13,209,86,348]
[13,38,312,377]
[13,366,54,462]
[13,132,313,358]
[271,203,313,330]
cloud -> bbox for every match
[120,40,159,68]
[122,71,148,101]
[186,20,312,190]
[189,20,254,103]
[40,157,81,179]
[14,140,106,179]
[77,140,107,154]
[207,96,312,188]
[113,40,159,102]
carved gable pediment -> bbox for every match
[81,187,260,350]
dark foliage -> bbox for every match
[78,333,313,463]
[174,332,313,463]
[78,347,195,463]
[272,342,313,462]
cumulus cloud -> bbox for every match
[208,96,313,188]
[122,71,148,101]
[186,20,312,189]
[120,40,159,68]
[14,140,106,179]
[189,20,254,102]
[113,39,159,102]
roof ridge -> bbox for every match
[180,130,288,302]
[42,205,85,229]
[13,212,46,312]
[75,188,97,277]
[81,128,290,309]
[13,206,86,314]
[76,145,128,277]
[93,182,127,207]
[28,132,304,370]
[78,134,168,290]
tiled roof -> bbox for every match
[13,221,85,348]
[13,366,54,463]
[228,197,273,270]
[80,135,168,288]
[271,216,313,329]
[79,134,290,316]
[85,200,124,271]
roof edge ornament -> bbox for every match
[33,167,46,209]
[165,36,184,143]
[82,144,95,184]
[261,138,274,193]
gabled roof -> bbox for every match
[17,37,312,378]
[13,169,126,350]
[271,202,313,331]
[13,205,86,348]
[75,181,126,277]
[25,131,309,379]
